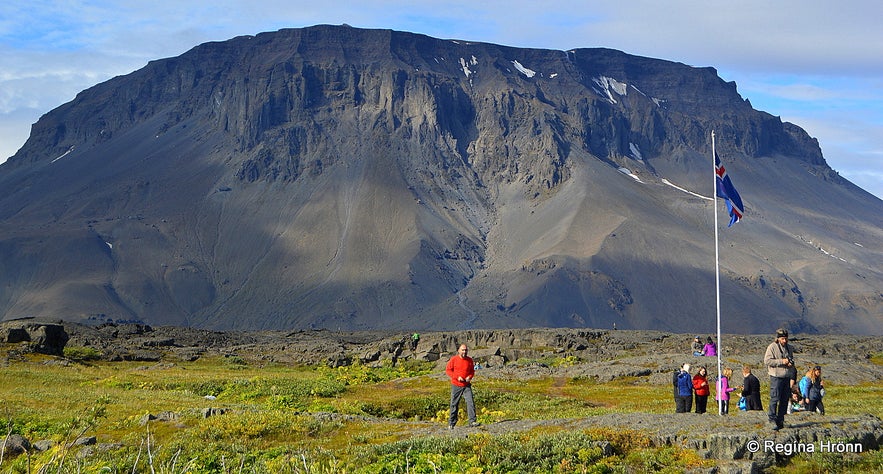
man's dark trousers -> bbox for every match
[768,376,790,428]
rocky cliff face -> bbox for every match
[1,25,881,333]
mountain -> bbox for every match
[1,25,881,334]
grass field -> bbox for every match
[1,347,881,473]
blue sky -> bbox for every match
[1,1,881,199]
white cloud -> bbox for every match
[0,107,40,160]
[0,45,146,160]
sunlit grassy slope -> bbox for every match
[1,347,881,473]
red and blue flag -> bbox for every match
[714,152,744,226]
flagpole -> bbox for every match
[712,130,723,416]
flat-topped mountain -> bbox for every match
[1,25,880,333]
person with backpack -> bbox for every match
[764,328,796,430]
[799,366,825,414]
[411,333,420,351]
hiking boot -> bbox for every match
[469,421,481,427]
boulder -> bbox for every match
[416,349,441,362]
[155,411,181,422]
[482,355,507,368]
[32,440,54,452]
[141,411,182,424]
[1,328,29,344]
[73,436,96,446]
[202,407,228,418]
[327,352,352,368]
[1,434,30,457]
[0,322,69,355]
[360,349,381,363]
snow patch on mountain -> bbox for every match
[618,167,643,182]
[459,56,478,77]
[511,60,536,78]
[629,143,643,161]
[51,146,75,164]
[662,179,713,200]
[593,76,628,103]
[798,235,849,263]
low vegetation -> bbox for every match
[1,347,881,473]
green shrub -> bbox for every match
[359,395,446,419]
[354,429,660,472]
[62,345,102,361]
[318,359,434,386]
[162,378,228,397]
[224,355,248,367]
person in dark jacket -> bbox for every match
[691,336,704,356]
[740,365,763,411]
[674,363,693,413]
[800,366,825,414]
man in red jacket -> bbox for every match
[446,344,479,429]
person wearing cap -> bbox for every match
[764,328,796,430]
[691,336,703,356]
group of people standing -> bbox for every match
[673,363,762,415]
[764,328,825,429]
[675,328,825,431]
[444,328,824,432]
[678,335,760,415]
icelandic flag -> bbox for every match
[714,152,744,226]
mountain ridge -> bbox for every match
[1,25,880,334]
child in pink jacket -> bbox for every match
[716,367,737,414]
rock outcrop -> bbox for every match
[0,320,68,355]
[17,321,881,388]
